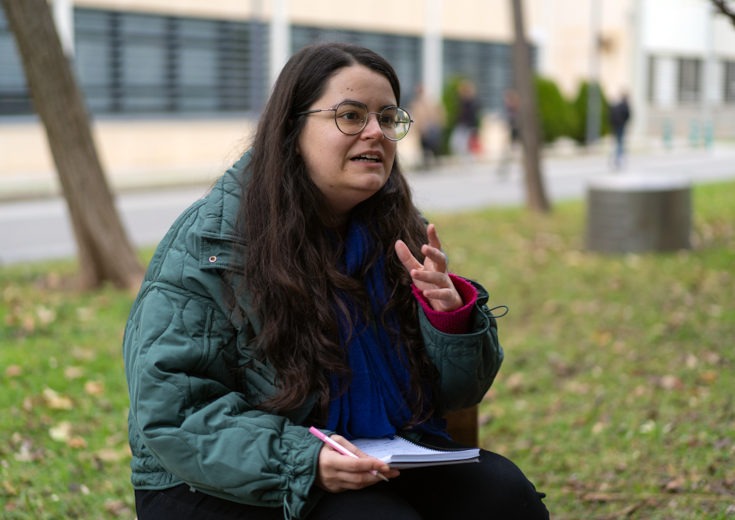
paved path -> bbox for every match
[1,146,733,266]
[408,146,735,211]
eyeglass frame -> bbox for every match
[296,100,414,142]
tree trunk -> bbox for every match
[510,0,551,213]
[2,0,144,290]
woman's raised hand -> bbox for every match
[395,223,463,313]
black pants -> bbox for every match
[135,449,549,519]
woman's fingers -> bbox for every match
[316,441,396,493]
[421,244,448,273]
[426,223,443,251]
[395,239,422,272]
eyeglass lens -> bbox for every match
[334,102,411,141]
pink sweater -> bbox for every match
[412,273,477,335]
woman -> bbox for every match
[123,42,549,519]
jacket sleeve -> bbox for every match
[418,278,504,414]
[124,282,323,519]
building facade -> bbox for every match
[1,0,734,188]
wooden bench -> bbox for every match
[445,405,478,446]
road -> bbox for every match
[409,146,735,211]
[1,147,734,266]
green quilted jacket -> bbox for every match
[122,151,504,519]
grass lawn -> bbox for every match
[1,180,734,519]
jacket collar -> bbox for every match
[199,151,251,274]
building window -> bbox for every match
[291,26,422,106]
[0,7,32,114]
[74,8,263,116]
[725,61,735,104]
[443,39,515,113]
[0,6,266,117]
[646,56,656,103]
[2,6,515,119]
[290,27,515,112]
[677,57,701,104]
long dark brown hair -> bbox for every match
[239,42,436,425]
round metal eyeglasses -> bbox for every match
[297,101,413,141]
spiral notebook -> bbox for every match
[352,435,480,469]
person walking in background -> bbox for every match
[123,42,549,519]
[609,92,632,170]
[410,84,445,169]
[450,79,481,160]
[496,88,521,178]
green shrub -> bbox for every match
[534,76,575,144]
[440,76,465,155]
[569,80,610,145]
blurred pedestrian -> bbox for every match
[496,88,521,178]
[410,84,445,169]
[450,79,481,160]
[609,92,631,170]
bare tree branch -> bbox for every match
[711,0,735,27]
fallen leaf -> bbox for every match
[664,476,686,493]
[49,421,73,442]
[84,380,105,396]
[685,354,698,369]
[504,372,525,392]
[639,420,656,434]
[21,315,36,333]
[659,375,684,390]
[592,421,606,434]
[95,447,129,463]
[104,499,132,517]
[64,366,84,379]
[14,439,39,462]
[583,492,616,502]
[35,305,56,325]
[76,307,94,322]
[42,388,73,410]
[71,346,96,361]
[2,480,18,496]
[593,330,613,347]
[4,365,22,377]
[68,436,88,449]
[69,483,91,495]
[699,370,718,384]
[703,351,721,365]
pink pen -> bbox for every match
[308,426,390,482]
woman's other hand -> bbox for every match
[315,435,396,492]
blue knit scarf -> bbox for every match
[326,220,413,440]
